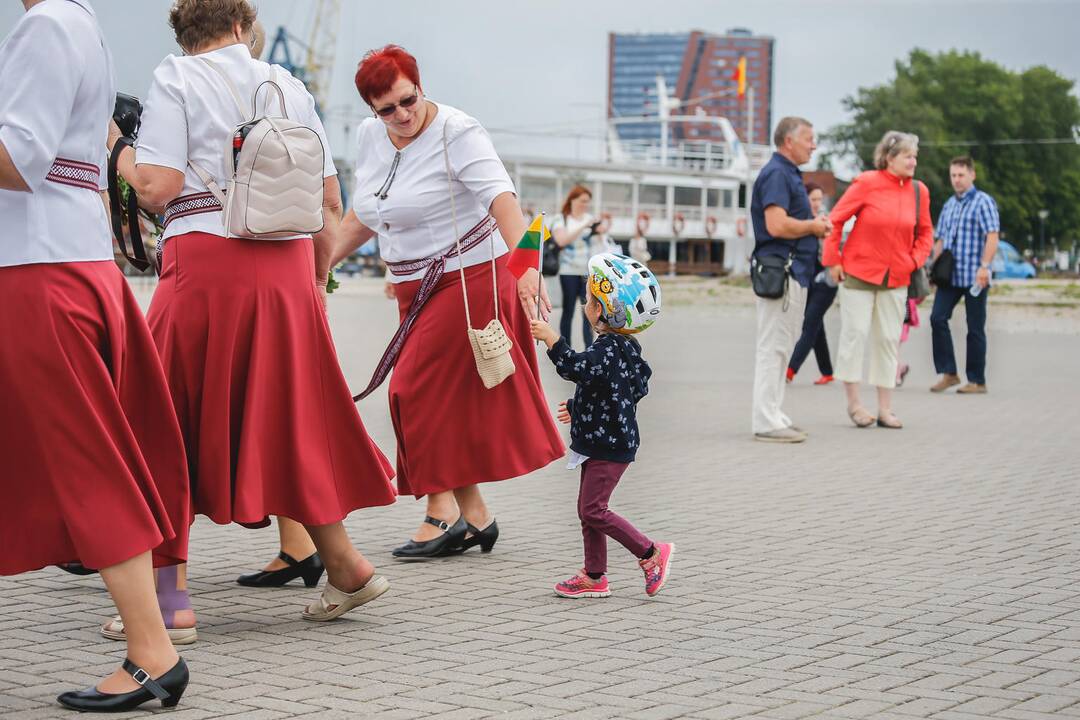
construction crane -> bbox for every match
[267,0,343,115]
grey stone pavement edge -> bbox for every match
[2,277,1079,719]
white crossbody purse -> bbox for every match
[442,123,516,389]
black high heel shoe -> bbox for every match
[458,519,499,554]
[237,551,325,588]
[57,657,189,712]
[392,516,467,560]
[56,562,98,576]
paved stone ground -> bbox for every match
[3,278,1080,719]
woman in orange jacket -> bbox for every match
[823,131,933,428]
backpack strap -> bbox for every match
[197,57,247,118]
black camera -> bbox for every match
[112,93,143,140]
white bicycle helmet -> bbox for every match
[587,252,662,334]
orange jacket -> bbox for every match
[823,170,933,288]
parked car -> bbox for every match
[991,240,1036,279]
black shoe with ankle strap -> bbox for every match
[458,519,499,554]
[57,658,189,712]
[237,551,325,588]
[392,516,467,560]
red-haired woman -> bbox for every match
[335,45,564,559]
[108,0,397,628]
[551,185,609,349]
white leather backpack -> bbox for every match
[190,58,325,240]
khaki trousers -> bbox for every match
[835,284,906,389]
[751,283,808,434]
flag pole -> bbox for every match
[536,211,546,321]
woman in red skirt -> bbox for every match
[332,45,565,559]
[107,0,397,633]
[0,0,190,711]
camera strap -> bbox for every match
[107,137,151,272]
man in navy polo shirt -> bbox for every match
[750,117,831,443]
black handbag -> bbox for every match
[542,241,561,276]
[929,185,955,287]
[541,214,567,276]
[908,181,930,300]
[750,251,793,300]
[930,249,954,287]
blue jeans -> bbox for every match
[559,274,593,349]
[931,284,988,384]
[789,280,837,376]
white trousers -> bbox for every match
[751,283,807,434]
[835,284,907,389]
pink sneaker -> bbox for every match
[553,570,611,598]
[639,543,674,596]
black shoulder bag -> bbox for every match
[929,192,955,287]
[541,215,565,276]
[908,181,930,299]
[751,250,793,302]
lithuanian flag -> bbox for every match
[506,213,551,278]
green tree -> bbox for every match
[822,49,1080,253]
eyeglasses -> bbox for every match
[372,87,420,117]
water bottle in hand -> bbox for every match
[815,269,838,288]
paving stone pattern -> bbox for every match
[2,281,1079,719]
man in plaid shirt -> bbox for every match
[929,156,1000,394]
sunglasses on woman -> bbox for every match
[372,87,420,117]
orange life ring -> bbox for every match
[672,212,685,236]
[705,215,718,238]
[636,211,650,236]
[736,217,748,238]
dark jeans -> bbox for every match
[789,281,837,376]
[931,284,988,384]
[578,459,651,575]
[559,274,593,349]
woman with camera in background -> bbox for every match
[551,185,610,349]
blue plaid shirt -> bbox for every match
[935,185,1000,287]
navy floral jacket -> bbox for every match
[548,333,651,463]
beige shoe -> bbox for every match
[930,374,961,393]
[302,575,389,622]
[956,383,987,394]
[100,617,197,645]
[847,406,875,428]
[754,428,807,443]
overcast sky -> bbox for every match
[3,0,1078,173]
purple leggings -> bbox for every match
[578,459,652,575]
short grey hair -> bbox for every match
[873,131,919,170]
[773,116,812,149]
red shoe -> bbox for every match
[554,570,611,598]
[639,543,674,597]
[814,375,834,385]
[785,368,795,383]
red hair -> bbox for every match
[354,45,421,106]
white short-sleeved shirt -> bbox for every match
[0,0,114,268]
[350,103,516,283]
[137,43,336,242]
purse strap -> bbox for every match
[912,179,920,250]
[443,120,500,330]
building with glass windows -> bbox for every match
[608,28,774,146]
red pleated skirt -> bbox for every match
[0,261,189,574]
[389,256,565,498]
[148,232,396,527]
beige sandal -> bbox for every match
[847,406,875,428]
[100,617,198,645]
[302,575,390,622]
